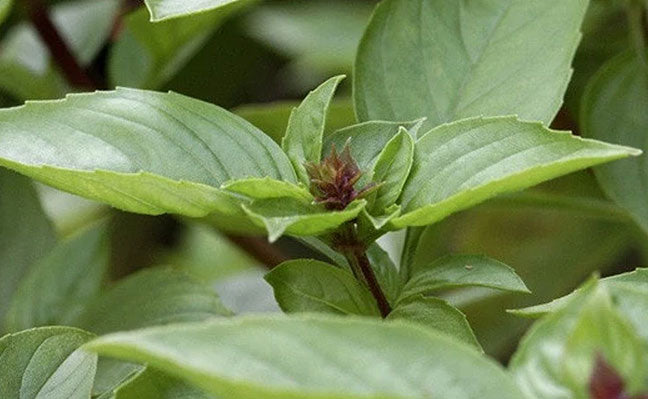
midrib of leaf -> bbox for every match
[448,1,512,120]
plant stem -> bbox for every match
[225,235,289,269]
[335,223,392,318]
[346,246,392,318]
[24,0,96,89]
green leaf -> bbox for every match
[113,369,213,399]
[354,0,589,131]
[0,169,56,329]
[368,127,414,212]
[510,281,648,399]
[144,0,243,22]
[0,88,295,227]
[235,99,357,144]
[387,295,480,349]
[110,4,246,89]
[4,223,109,332]
[511,268,648,341]
[324,120,423,180]
[0,0,12,26]
[74,267,231,335]
[243,198,366,242]
[392,116,641,228]
[0,326,97,399]
[282,75,344,184]
[366,243,401,306]
[264,259,379,316]
[581,51,648,234]
[222,177,312,202]
[400,255,529,303]
[85,314,525,399]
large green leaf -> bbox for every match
[0,169,56,328]
[243,198,366,242]
[0,0,119,100]
[354,0,589,130]
[74,267,231,335]
[387,295,480,349]
[4,223,109,332]
[581,51,648,234]
[265,259,379,316]
[144,0,242,21]
[391,116,640,228]
[0,88,295,226]
[282,75,344,184]
[0,326,97,399]
[400,254,529,303]
[510,282,648,399]
[86,314,524,399]
[110,3,246,89]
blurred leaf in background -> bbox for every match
[0,0,119,100]
[244,0,372,92]
[109,2,250,89]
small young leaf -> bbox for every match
[144,0,243,21]
[222,177,312,202]
[85,314,525,399]
[235,99,357,144]
[0,326,97,399]
[510,282,648,399]
[400,254,529,303]
[581,51,648,235]
[0,169,56,328]
[265,259,380,316]
[354,0,589,130]
[243,198,366,242]
[392,116,640,228]
[368,127,414,212]
[282,75,344,184]
[324,119,423,180]
[387,295,481,350]
[4,223,109,332]
[0,88,295,228]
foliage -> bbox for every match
[0,0,647,398]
